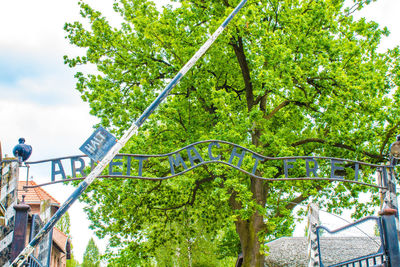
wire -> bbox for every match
[318,209,381,248]
[291,202,381,247]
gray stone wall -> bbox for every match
[0,159,19,267]
[265,236,382,267]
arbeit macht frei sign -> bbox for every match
[25,140,384,189]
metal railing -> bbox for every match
[328,253,385,267]
[317,216,387,267]
[27,255,43,267]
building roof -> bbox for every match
[17,181,60,206]
[18,182,69,254]
[52,227,69,253]
[265,236,382,267]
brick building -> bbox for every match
[16,181,71,267]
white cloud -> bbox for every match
[1,75,74,105]
[0,98,102,261]
[0,100,96,154]
[0,0,113,262]
[352,0,400,50]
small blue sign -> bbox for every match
[79,126,117,162]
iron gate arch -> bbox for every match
[8,140,400,266]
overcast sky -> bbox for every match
[0,0,399,263]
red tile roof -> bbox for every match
[53,227,69,253]
[18,181,60,205]
[17,182,69,254]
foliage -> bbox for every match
[56,212,80,267]
[82,238,100,267]
[66,253,80,267]
[64,0,400,265]
[105,219,237,266]
[56,211,71,236]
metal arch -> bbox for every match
[24,159,387,190]
[25,139,392,168]
[21,140,391,189]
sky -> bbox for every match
[0,0,399,264]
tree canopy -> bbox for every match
[56,212,80,267]
[64,0,400,265]
[56,211,71,236]
[82,238,100,267]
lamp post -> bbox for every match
[384,135,400,240]
[390,135,400,165]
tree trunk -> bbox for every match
[235,211,265,266]
[231,32,267,266]
[231,177,267,267]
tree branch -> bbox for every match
[150,57,171,67]
[291,138,385,161]
[134,181,162,213]
[153,34,184,65]
[231,36,254,111]
[222,0,231,7]
[177,110,187,132]
[264,100,290,120]
[380,121,400,156]
[153,172,216,211]
[285,194,308,211]
[254,85,272,111]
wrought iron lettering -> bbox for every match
[51,160,66,181]
[168,153,188,175]
[306,158,318,177]
[71,157,85,178]
[251,154,264,174]
[331,159,345,179]
[26,140,388,189]
[134,156,148,177]
[228,146,246,168]
[284,159,296,178]
[208,142,221,160]
[109,156,123,176]
[186,146,204,167]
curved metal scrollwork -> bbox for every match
[24,140,390,189]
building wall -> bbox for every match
[26,205,67,267]
[0,159,19,266]
[50,246,66,267]
[29,204,40,215]
[0,159,68,266]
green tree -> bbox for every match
[56,212,80,267]
[66,254,80,267]
[56,211,71,236]
[82,238,100,267]
[64,0,400,266]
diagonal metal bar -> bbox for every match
[11,1,248,265]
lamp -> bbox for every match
[12,137,32,162]
[390,135,400,159]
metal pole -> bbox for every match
[382,165,400,240]
[307,203,320,267]
[377,167,384,211]
[11,1,248,265]
[388,166,400,240]
[382,214,400,266]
